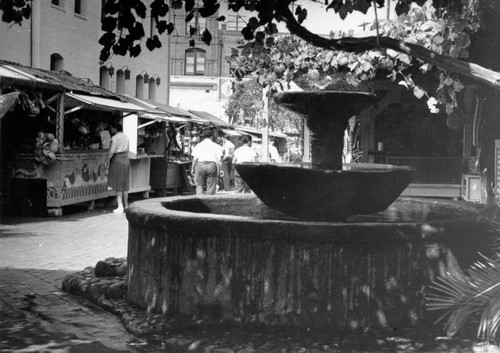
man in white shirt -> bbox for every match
[269,138,281,163]
[191,128,222,195]
[221,135,235,191]
[232,135,257,193]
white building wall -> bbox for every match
[169,75,230,122]
[0,0,170,104]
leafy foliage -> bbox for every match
[229,2,478,114]
[0,0,32,25]
[426,220,500,340]
[224,78,301,134]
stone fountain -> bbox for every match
[126,88,496,335]
[236,89,414,221]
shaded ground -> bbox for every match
[63,261,500,353]
[0,199,156,352]
[2,198,499,352]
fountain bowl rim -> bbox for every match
[126,194,487,229]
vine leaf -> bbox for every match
[201,29,212,45]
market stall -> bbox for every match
[0,61,145,216]
[124,97,201,196]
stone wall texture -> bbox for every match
[126,195,497,332]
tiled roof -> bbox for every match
[0,60,123,100]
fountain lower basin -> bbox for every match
[126,194,495,331]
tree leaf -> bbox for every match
[167,22,175,34]
[99,48,111,62]
[130,44,142,57]
[98,32,116,46]
[185,0,195,12]
[353,0,371,15]
[413,85,425,99]
[146,37,156,51]
[130,22,145,40]
[397,53,412,65]
[201,29,212,45]
[156,20,167,34]
[132,1,147,18]
[295,6,308,24]
[199,2,220,18]
[103,0,120,15]
[185,11,194,23]
[101,16,117,32]
[444,76,454,86]
[171,0,182,10]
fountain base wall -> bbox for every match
[126,194,496,331]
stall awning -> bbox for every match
[122,95,202,123]
[235,126,288,139]
[188,110,230,127]
[221,128,242,136]
[141,112,190,124]
[65,93,146,113]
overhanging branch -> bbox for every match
[277,7,500,91]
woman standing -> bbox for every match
[106,122,130,213]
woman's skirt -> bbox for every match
[108,152,130,192]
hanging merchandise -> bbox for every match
[0,92,20,118]
[17,92,40,117]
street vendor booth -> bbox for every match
[121,96,198,196]
[0,61,145,216]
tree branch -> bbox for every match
[276,6,500,91]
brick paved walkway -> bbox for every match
[0,203,150,352]
[0,206,128,271]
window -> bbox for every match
[135,76,144,99]
[99,66,110,90]
[116,70,125,94]
[185,9,206,36]
[148,79,156,100]
[185,48,206,76]
[50,53,64,71]
[225,15,246,31]
[74,0,85,16]
[51,0,64,8]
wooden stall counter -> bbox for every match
[12,150,112,214]
[128,153,163,198]
[150,158,194,196]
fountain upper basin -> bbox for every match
[235,162,415,221]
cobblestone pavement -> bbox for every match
[0,201,151,352]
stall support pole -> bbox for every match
[56,94,64,147]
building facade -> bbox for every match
[0,0,241,120]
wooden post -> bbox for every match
[261,86,269,162]
[56,93,64,149]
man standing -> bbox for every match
[191,128,222,195]
[232,135,257,193]
[269,138,281,163]
[221,135,235,191]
